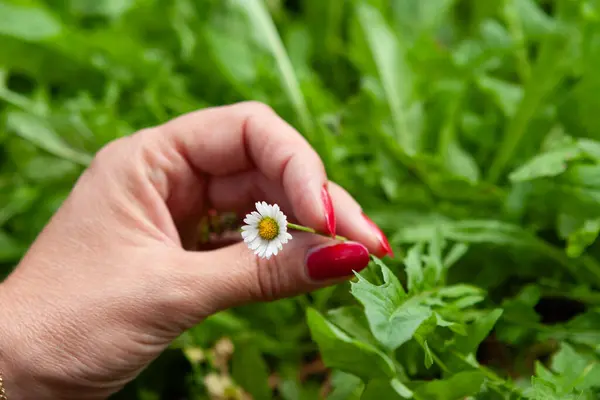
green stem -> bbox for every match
[286,223,348,241]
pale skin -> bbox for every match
[0,102,392,399]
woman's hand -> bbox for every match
[0,102,393,399]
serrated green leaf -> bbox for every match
[306,308,396,380]
[412,371,485,400]
[455,309,503,355]
[327,306,379,346]
[352,259,431,351]
[552,342,600,391]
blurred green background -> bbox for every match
[3,0,600,399]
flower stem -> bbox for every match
[287,223,348,241]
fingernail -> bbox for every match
[362,213,394,258]
[306,242,370,281]
[321,184,336,236]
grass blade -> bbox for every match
[354,2,416,154]
[234,0,314,137]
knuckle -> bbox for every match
[240,100,275,117]
[88,137,130,173]
[251,257,288,303]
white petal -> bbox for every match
[244,214,260,225]
[279,222,288,231]
[261,203,272,218]
[249,238,263,250]
[242,230,258,243]
[241,230,252,239]
[264,246,273,259]
[255,238,268,252]
[270,242,279,256]
[259,202,269,216]
[241,225,255,231]
[276,213,286,227]
[257,243,269,258]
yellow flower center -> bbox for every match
[258,217,279,241]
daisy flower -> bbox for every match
[241,202,293,259]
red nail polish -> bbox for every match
[321,184,336,236]
[362,213,394,258]
[306,243,370,281]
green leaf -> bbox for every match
[352,259,431,351]
[540,311,600,351]
[404,243,424,293]
[437,284,484,299]
[391,0,456,39]
[0,186,38,227]
[434,313,466,335]
[327,306,379,346]
[523,376,580,400]
[455,309,503,355]
[231,340,271,400]
[0,1,62,41]
[306,308,396,381]
[565,218,600,258]
[69,0,135,18]
[443,141,481,183]
[426,229,445,282]
[327,371,364,400]
[514,0,556,38]
[6,111,92,165]
[353,2,417,153]
[361,379,413,400]
[0,230,25,264]
[442,243,469,269]
[476,75,523,117]
[423,340,433,369]
[412,371,485,400]
[552,342,600,391]
[509,146,583,182]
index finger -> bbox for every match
[158,101,335,235]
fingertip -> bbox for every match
[305,241,370,282]
[321,183,336,237]
[361,212,394,259]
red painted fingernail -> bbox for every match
[362,213,394,258]
[321,184,336,236]
[306,242,370,281]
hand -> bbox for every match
[0,102,393,399]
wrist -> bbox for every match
[0,281,51,400]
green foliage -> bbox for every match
[3,0,600,398]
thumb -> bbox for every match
[184,233,370,313]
